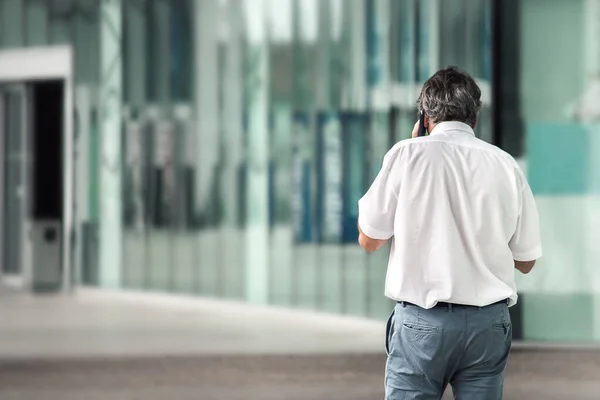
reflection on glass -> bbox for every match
[171,105,197,294]
[145,110,174,291]
[291,110,318,309]
[269,102,294,306]
[122,111,146,289]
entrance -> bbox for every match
[0,47,74,293]
[0,81,65,292]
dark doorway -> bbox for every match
[31,80,64,221]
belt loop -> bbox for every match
[448,303,453,312]
[401,301,406,308]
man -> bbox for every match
[357,67,542,399]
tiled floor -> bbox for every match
[0,287,598,399]
[0,287,383,359]
[1,352,599,399]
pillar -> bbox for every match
[243,0,270,304]
[98,0,123,288]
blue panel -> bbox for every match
[292,111,313,243]
[365,0,380,88]
[268,111,275,228]
[268,160,275,228]
[342,112,369,243]
[237,162,246,227]
[527,123,589,195]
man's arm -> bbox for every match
[509,169,542,274]
[514,260,536,274]
[357,150,400,253]
[358,223,388,252]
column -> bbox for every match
[98,0,123,288]
[243,0,270,304]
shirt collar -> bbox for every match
[429,121,475,136]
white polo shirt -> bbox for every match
[358,121,542,308]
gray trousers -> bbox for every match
[385,301,512,399]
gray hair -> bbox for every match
[416,67,482,127]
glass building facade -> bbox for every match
[0,0,599,343]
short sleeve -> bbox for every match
[509,173,543,261]
[357,151,400,240]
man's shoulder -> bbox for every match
[474,139,520,167]
[385,137,424,157]
[385,136,520,168]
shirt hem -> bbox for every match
[357,215,393,240]
[512,247,543,262]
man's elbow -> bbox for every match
[359,236,377,252]
[515,260,536,274]
[358,234,387,252]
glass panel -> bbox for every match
[194,0,221,297]
[122,0,149,290]
[341,111,369,317]
[365,0,395,319]
[147,113,175,291]
[144,0,175,293]
[314,0,344,314]
[395,0,417,142]
[170,0,196,295]
[0,0,24,48]
[121,113,146,289]
[269,101,294,306]
[267,0,294,308]
[291,0,318,310]
[316,110,343,313]
[516,0,597,342]
[1,90,25,275]
[49,17,71,45]
[25,0,48,47]
[220,0,245,300]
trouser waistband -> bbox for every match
[397,299,509,310]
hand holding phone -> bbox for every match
[411,111,427,138]
[417,111,427,137]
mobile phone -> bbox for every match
[417,111,427,136]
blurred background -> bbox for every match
[0,0,599,398]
